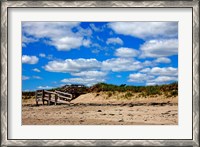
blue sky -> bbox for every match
[22,22,178,91]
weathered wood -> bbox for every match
[35,91,38,106]
[48,93,51,105]
[42,90,44,105]
[36,89,73,105]
[44,90,56,95]
[57,94,72,100]
[37,92,43,95]
[55,90,72,98]
[55,94,58,105]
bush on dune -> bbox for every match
[90,82,178,97]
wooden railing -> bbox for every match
[35,90,73,105]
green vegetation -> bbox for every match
[91,82,178,97]
[22,82,178,99]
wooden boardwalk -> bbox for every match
[35,90,73,105]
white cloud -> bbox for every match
[128,73,154,83]
[33,76,42,79]
[50,36,83,51]
[153,76,177,83]
[115,47,139,58]
[108,22,178,39]
[22,22,92,51]
[32,68,40,72]
[154,57,171,63]
[102,58,143,72]
[89,23,103,32]
[37,86,52,89]
[142,60,154,66]
[129,66,178,85]
[140,39,178,58]
[22,55,39,64]
[116,75,122,78]
[22,76,30,80]
[44,58,101,73]
[146,82,157,86]
[71,71,107,78]
[140,67,177,76]
[140,68,151,73]
[61,77,105,86]
[92,49,100,54]
[39,53,46,58]
[23,22,80,38]
[22,36,38,47]
[106,37,123,45]
[146,76,177,85]
[83,39,91,47]
[149,67,178,76]
[39,53,54,60]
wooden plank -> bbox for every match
[55,94,58,105]
[57,94,72,100]
[35,91,38,105]
[48,93,51,105]
[42,90,44,105]
[55,99,69,104]
[36,90,43,94]
[44,90,56,95]
[55,90,72,97]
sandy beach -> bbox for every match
[22,92,178,125]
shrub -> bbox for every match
[107,92,112,97]
[170,90,178,97]
[124,92,133,98]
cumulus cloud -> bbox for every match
[153,76,177,83]
[22,75,30,80]
[129,67,178,85]
[140,39,178,58]
[149,67,178,76]
[108,22,178,39]
[146,76,177,85]
[102,58,143,72]
[37,86,52,89]
[140,67,177,76]
[128,73,155,83]
[44,58,101,73]
[32,68,40,72]
[154,57,171,63]
[22,55,39,64]
[39,53,46,58]
[22,36,38,47]
[61,77,105,86]
[33,76,42,79]
[71,71,107,78]
[50,36,83,51]
[116,75,122,78]
[83,39,91,47]
[90,23,103,32]
[22,22,92,51]
[115,47,139,58]
[106,37,123,45]
[140,68,151,73]
[23,22,80,38]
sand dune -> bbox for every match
[22,92,178,125]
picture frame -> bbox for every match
[1,0,199,146]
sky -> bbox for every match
[22,22,178,91]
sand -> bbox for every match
[22,92,178,125]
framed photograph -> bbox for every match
[1,0,199,146]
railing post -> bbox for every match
[42,90,44,105]
[48,93,51,105]
[35,91,38,106]
[55,94,57,105]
